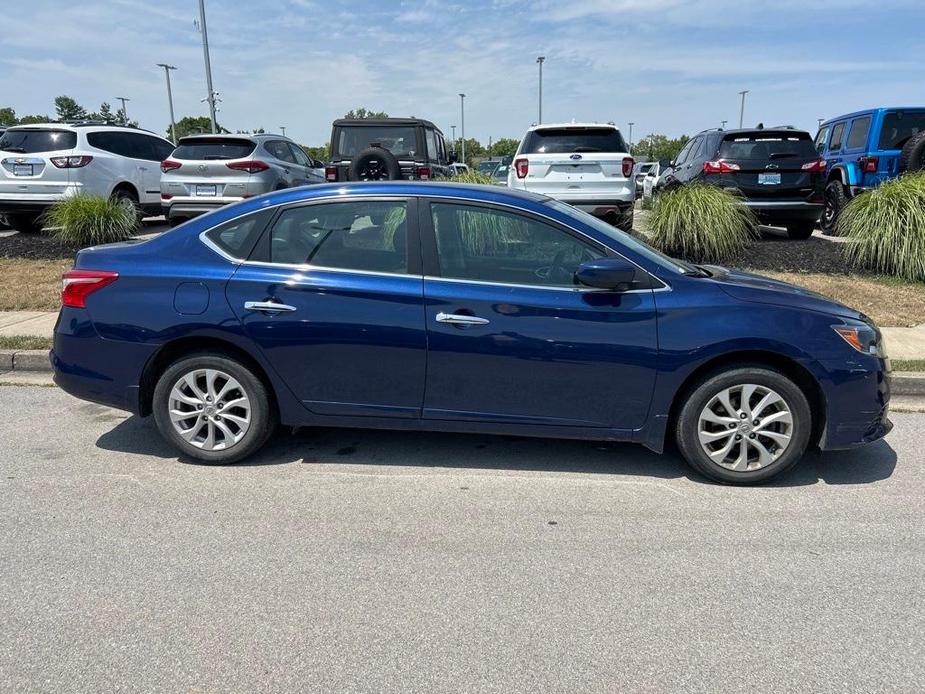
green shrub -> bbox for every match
[44,195,137,245]
[839,172,925,281]
[647,184,757,262]
[448,170,495,185]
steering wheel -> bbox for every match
[535,249,571,282]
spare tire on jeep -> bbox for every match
[349,146,402,181]
[900,131,925,173]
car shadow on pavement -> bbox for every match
[96,416,898,487]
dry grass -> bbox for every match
[756,271,925,327]
[0,258,70,311]
[0,335,52,350]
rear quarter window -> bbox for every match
[0,129,77,153]
[846,117,871,150]
[173,139,256,160]
[203,213,268,260]
[521,127,628,154]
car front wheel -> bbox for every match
[675,366,812,484]
[152,352,276,464]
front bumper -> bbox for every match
[815,357,892,451]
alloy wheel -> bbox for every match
[168,368,251,451]
[697,383,794,472]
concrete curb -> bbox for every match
[4,350,925,396]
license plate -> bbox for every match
[196,184,217,196]
[758,173,781,185]
[13,164,33,177]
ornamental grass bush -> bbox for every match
[839,172,925,281]
[44,195,137,246]
[647,184,757,262]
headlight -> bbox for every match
[833,322,884,357]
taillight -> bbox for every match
[514,158,529,179]
[703,160,741,174]
[417,166,431,181]
[801,159,827,173]
[50,155,93,169]
[160,159,182,173]
[161,193,173,200]
[226,160,270,174]
[325,165,338,182]
[858,156,878,173]
[61,270,119,308]
[622,157,634,177]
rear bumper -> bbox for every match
[0,185,82,213]
[741,200,823,223]
[163,199,239,219]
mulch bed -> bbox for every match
[0,232,82,261]
[729,230,853,275]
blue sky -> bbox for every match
[2,0,922,146]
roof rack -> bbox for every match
[698,127,724,134]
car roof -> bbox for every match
[717,127,811,137]
[177,133,274,143]
[332,117,441,130]
[526,122,620,132]
[4,122,168,139]
[821,107,925,126]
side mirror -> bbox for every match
[575,257,640,290]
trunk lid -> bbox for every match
[0,127,78,196]
[713,130,822,199]
[163,137,258,199]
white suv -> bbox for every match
[0,123,175,232]
[507,122,635,229]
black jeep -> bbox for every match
[325,118,454,182]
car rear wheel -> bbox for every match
[820,181,846,233]
[675,366,811,485]
[6,212,44,233]
[112,187,141,222]
[152,352,276,464]
[785,221,815,239]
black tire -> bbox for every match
[152,352,276,464]
[785,221,815,239]
[112,186,141,222]
[349,146,402,181]
[167,216,187,228]
[900,131,925,173]
[820,180,846,234]
[675,366,812,485]
[6,212,43,234]
[617,209,634,230]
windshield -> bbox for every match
[522,127,629,154]
[543,199,693,276]
[878,111,925,150]
[172,138,255,160]
[0,129,76,153]
[719,133,817,160]
[336,126,417,157]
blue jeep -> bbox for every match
[815,107,925,232]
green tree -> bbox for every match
[17,114,49,125]
[0,107,17,125]
[631,133,690,162]
[488,137,520,157]
[88,102,114,122]
[54,95,87,121]
[301,144,330,162]
[172,116,224,139]
[343,107,389,119]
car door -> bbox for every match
[225,196,426,418]
[265,140,303,187]
[420,199,658,430]
[119,133,162,204]
[288,143,323,184]
[825,121,846,169]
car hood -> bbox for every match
[704,266,864,322]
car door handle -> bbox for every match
[435,312,489,325]
[244,300,297,313]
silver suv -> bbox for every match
[160,133,324,223]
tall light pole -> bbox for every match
[817,118,824,129]
[451,124,456,150]
[627,122,634,151]
[280,126,286,136]
[157,64,178,143]
[115,96,130,124]
[738,90,749,129]
[198,0,217,133]
[536,55,545,124]
[459,93,466,165]
[721,119,728,129]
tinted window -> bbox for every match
[846,117,871,150]
[718,132,818,160]
[151,137,176,161]
[288,143,312,167]
[425,129,438,160]
[87,132,133,158]
[265,140,295,163]
[336,126,417,157]
[270,201,408,273]
[431,202,603,287]
[521,127,628,154]
[878,111,925,150]
[814,127,829,154]
[673,139,695,165]
[829,123,846,151]
[0,129,77,153]
[205,215,266,259]
[172,138,256,160]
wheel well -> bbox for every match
[826,169,847,187]
[666,350,826,448]
[138,336,279,418]
[111,182,139,200]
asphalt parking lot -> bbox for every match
[1,385,923,692]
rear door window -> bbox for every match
[718,132,818,161]
[521,127,628,154]
[877,111,925,150]
[846,117,871,150]
[266,140,296,163]
[172,138,256,160]
[0,129,77,153]
[829,123,846,152]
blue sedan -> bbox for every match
[52,182,891,484]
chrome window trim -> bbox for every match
[196,190,671,292]
[423,275,669,294]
